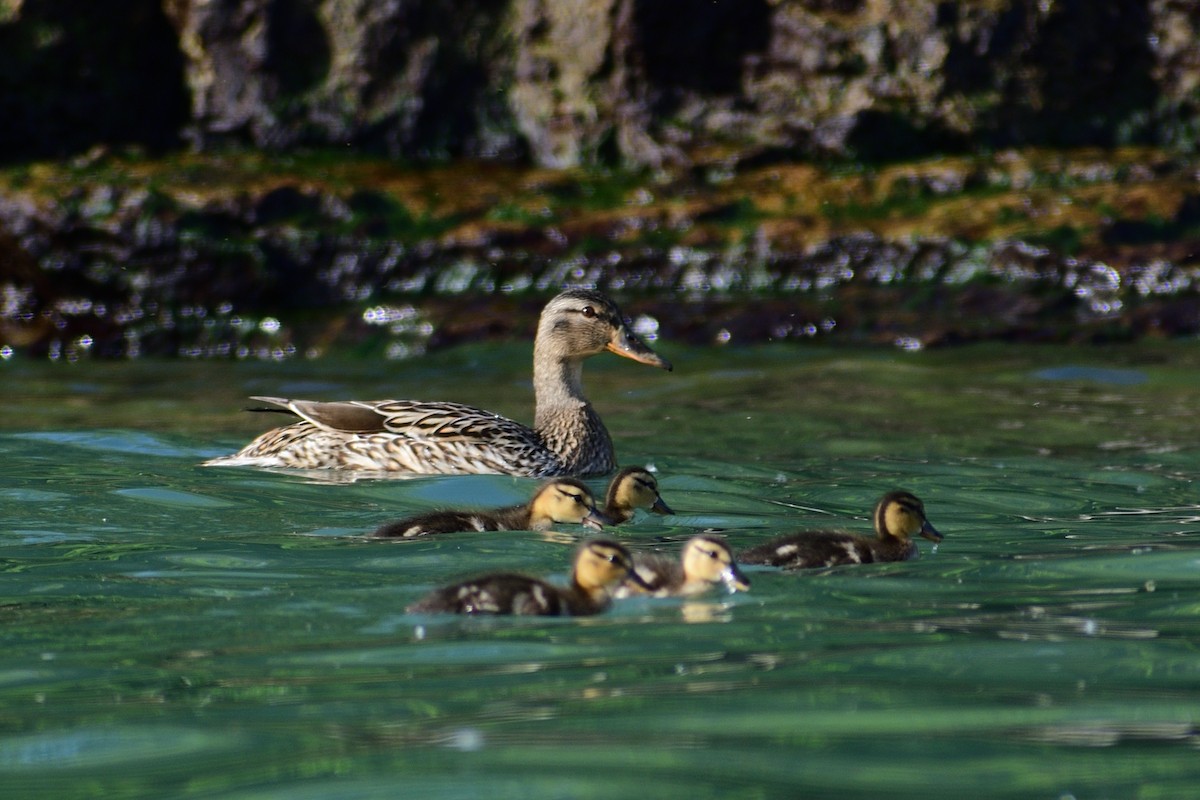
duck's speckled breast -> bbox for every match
[537,403,616,477]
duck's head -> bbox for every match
[530,479,614,530]
[536,289,672,371]
[573,538,650,594]
[606,466,674,519]
[874,491,942,543]
[681,534,751,593]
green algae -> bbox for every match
[4,146,1200,359]
[2,146,1192,251]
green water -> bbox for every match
[2,343,1200,799]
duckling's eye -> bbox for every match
[580,305,596,319]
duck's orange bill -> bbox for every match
[607,327,672,371]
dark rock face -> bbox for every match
[987,0,1159,148]
[158,0,520,157]
[0,0,189,159]
[2,1,1200,167]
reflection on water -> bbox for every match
[2,343,1200,797]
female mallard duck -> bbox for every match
[615,534,750,598]
[602,466,674,523]
[204,289,672,476]
[407,538,650,616]
[372,478,610,538]
[738,490,942,569]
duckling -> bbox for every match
[738,491,942,569]
[373,478,610,538]
[204,289,672,477]
[407,538,650,616]
[616,534,750,598]
[602,466,674,523]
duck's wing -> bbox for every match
[738,531,874,570]
[367,400,545,443]
[252,397,540,441]
[228,398,562,476]
[247,397,383,432]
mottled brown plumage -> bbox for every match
[204,290,671,476]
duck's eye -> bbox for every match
[581,305,596,319]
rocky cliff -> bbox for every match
[3,0,1199,167]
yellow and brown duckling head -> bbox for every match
[529,479,614,530]
[535,289,672,371]
[681,535,751,593]
[572,538,650,598]
[874,490,942,545]
[604,466,674,523]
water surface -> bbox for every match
[2,343,1199,798]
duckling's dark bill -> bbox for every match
[651,497,674,515]
[723,563,751,593]
[921,521,944,543]
[607,328,672,371]
[583,507,617,530]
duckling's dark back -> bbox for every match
[407,573,569,616]
[374,510,510,538]
[739,529,881,569]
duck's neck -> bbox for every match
[532,352,614,475]
[533,353,587,413]
[601,501,634,524]
[601,484,634,523]
[871,536,918,561]
[563,578,611,615]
